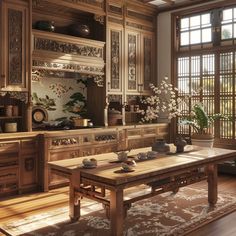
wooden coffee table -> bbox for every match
[48,146,236,236]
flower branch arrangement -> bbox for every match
[141,77,182,123]
[141,77,229,147]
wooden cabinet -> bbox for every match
[126,124,169,150]
[44,130,120,190]
[0,136,39,197]
[0,0,31,91]
[106,1,157,125]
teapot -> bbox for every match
[115,150,130,162]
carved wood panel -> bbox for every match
[127,33,138,91]
[8,9,23,85]
[110,30,121,90]
[1,0,30,92]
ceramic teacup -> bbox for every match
[121,160,136,171]
[137,152,147,160]
[147,151,158,159]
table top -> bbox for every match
[48,146,236,186]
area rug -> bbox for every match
[1,186,236,236]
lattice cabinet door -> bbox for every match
[0,0,31,91]
[107,24,124,93]
[140,32,155,94]
[125,30,140,94]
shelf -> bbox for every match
[0,116,22,120]
[125,111,141,114]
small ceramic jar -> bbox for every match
[152,139,170,153]
[5,105,13,117]
[5,122,17,132]
[12,105,19,116]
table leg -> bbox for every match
[207,164,218,206]
[69,182,81,222]
[110,189,124,236]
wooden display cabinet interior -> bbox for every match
[32,0,105,42]
[0,94,27,133]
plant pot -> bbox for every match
[73,118,90,127]
[191,134,214,148]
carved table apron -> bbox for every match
[48,146,236,236]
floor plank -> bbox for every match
[0,174,235,235]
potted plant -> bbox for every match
[181,103,226,147]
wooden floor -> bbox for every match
[0,174,235,236]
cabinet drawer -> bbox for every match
[157,126,169,136]
[0,156,18,167]
[21,139,38,154]
[0,141,19,153]
[143,127,157,136]
[127,129,142,137]
[50,137,79,149]
[93,144,117,155]
[0,166,18,183]
[49,149,80,161]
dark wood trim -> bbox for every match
[157,0,216,13]
[171,0,236,17]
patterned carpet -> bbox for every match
[1,186,236,236]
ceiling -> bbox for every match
[145,0,216,12]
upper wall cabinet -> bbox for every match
[0,0,31,92]
[107,1,156,96]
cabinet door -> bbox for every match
[125,30,140,93]
[140,33,155,94]
[0,0,30,91]
[20,139,38,189]
[107,25,123,93]
[20,154,38,188]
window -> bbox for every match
[180,13,212,46]
[221,7,236,40]
[174,4,236,145]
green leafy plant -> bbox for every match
[180,103,227,135]
[63,92,87,117]
[32,92,56,111]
